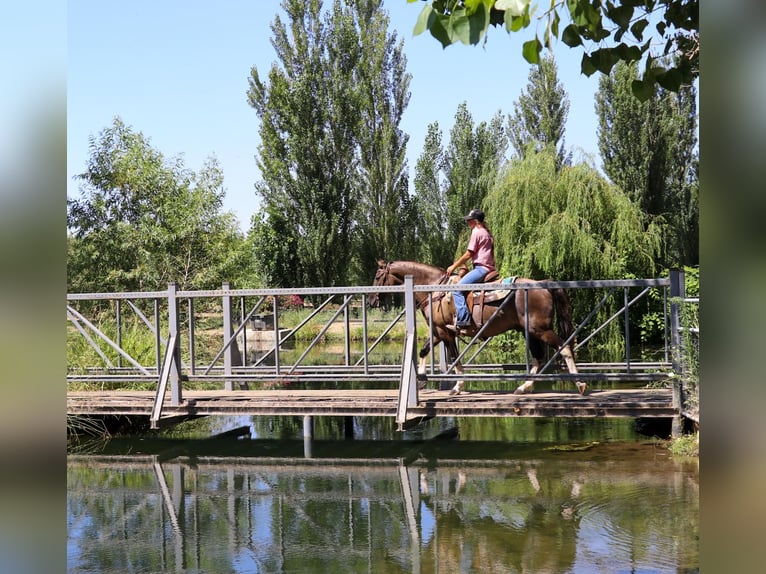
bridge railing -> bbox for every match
[67,271,687,427]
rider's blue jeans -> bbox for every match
[454,266,489,325]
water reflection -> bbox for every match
[67,442,698,573]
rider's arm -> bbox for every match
[446,250,473,275]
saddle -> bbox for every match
[447,273,518,329]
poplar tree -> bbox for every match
[248,0,413,287]
[248,0,359,288]
[351,0,416,278]
[596,60,698,266]
[412,122,451,266]
[444,103,507,253]
[507,55,571,169]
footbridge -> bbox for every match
[67,270,696,435]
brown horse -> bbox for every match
[368,259,585,396]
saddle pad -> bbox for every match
[478,276,517,303]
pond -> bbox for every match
[67,416,698,573]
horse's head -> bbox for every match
[368,259,393,308]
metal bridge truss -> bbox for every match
[67,271,691,427]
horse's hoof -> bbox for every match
[418,379,428,390]
[449,388,461,396]
[576,382,588,395]
[513,388,527,395]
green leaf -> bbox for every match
[551,10,560,38]
[614,42,642,62]
[580,53,597,76]
[606,4,634,30]
[630,19,648,41]
[561,24,582,47]
[450,10,472,45]
[522,37,541,64]
[631,78,652,102]
[588,47,619,74]
[505,11,526,32]
[414,4,434,36]
[496,0,529,16]
[656,67,683,92]
[429,16,454,48]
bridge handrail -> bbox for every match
[66,277,671,301]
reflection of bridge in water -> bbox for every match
[67,271,695,433]
[67,441,699,574]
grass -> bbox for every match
[668,432,699,457]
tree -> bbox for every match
[412,122,452,265]
[248,0,414,287]
[67,117,252,293]
[444,103,507,254]
[248,0,357,288]
[596,60,698,265]
[411,0,699,100]
[350,0,418,279]
[484,147,665,342]
[507,54,571,169]
[486,147,663,281]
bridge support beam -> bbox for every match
[669,268,685,438]
[396,275,420,430]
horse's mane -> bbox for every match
[389,260,445,273]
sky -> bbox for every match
[67,0,604,231]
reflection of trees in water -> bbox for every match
[67,449,698,573]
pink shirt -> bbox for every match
[467,226,495,271]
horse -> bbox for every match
[368,259,585,396]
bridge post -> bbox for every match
[396,275,419,430]
[167,282,182,405]
[669,268,686,437]
[223,282,233,391]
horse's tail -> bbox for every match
[551,288,576,356]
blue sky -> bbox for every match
[67,0,604,231]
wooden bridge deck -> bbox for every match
[67,387,675,423]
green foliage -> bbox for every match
[486,147,662,281]
[507,54,572,169]
[411,0,698,100]
[484,147,665,349]
[668,432,698,457]
[249,0,414,288]
[443,103,507,259]
[596,60,699,267]
[412,122,453,265]
[67,117,253,293]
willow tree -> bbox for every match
[484,148,665,349]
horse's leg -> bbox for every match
[559,343,586,394]
[417,338,433,389]
[533,329,587,395]
[514,337,544,395]
[447,338,465,395]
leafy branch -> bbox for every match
[409,0,698,100]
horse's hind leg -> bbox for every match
[535,330,587,395]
